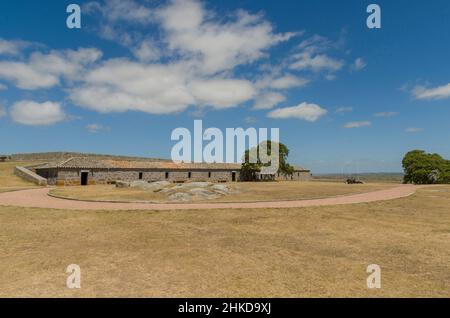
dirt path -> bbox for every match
[0,184,423,211]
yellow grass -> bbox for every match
[1,186,450,297]
[0,161,42,192]
[50,181,394,203]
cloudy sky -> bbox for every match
[1,0,450,173]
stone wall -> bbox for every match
[275,171,312,181]
[39,168,239,186]
[36,167,311,186]
[14,166,48,186]
[32,168,59,185]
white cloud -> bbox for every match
[69,58,255,114]
[86,123,108,133]
[132,40,160,62]
[0,38,31,56]
[336,106,353,113]
[290,52,343,72]
[256,74,309,90]
[157,0,295,74]
[0,48,102,90]
[84,0,153,24]
[267,102,327,122]
[0,61,59,90]
[71,78,192,114]
[189,78,256,108]
[98,25,136,46]
[271,75,309,89]
[157,0,203,32]
[244,116,257,124]
[297,34,340,54]
[84,0,154,47]
[351,57,366,71]
[343,121,371,128]
[297,35,327,51]
[405,127,423,133]
[289,34,344,73]
[29,48,102,79]
[61,0,298,115]
[412,83,450,100]
[374,111,398,117]
[10,101,66,126]
[0,2,358,119]
[269,75,310,89]
[253,92,285,110]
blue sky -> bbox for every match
[1,0,450,173]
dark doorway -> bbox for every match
[139,172,143,180]
[232,172,236,182]
[81,172,89,186]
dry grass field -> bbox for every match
[1,185,450,297]
[313,173,404,184]
[49,182,393,203]
[1,161,449,297]
[0,161,41,193]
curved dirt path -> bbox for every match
[0,184,423,211]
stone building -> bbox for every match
[33,157,311,186]
[275,168,313,181]
[0,155,10,162]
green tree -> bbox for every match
[402,150,450,184]
[240,141,294,181]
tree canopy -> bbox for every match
[402,150,450,184]
[240,141,294,181]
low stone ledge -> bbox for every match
[14,166,47,186]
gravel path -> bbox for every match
[0,184,423,211]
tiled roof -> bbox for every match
[102,159,242,170]
[34,157,310,172]
[34,158,114,169]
